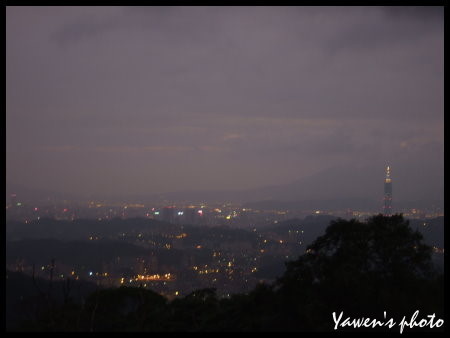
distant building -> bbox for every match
[10,193,17,207]
[162,206,175,223]
[383,166,392,216]
[184,207,197,225]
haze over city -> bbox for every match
[6,6,443,209]
[6,6,445,332]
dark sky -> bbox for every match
[6,6,444,203]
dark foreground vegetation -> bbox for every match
[6,215,444,332]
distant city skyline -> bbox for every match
[6,6,443,205]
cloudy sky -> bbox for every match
[6,6,444,203]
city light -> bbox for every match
[136,273,174,281]
[4,7,445,331]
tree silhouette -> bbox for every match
[82,286,168,331]
[276,214,443,331]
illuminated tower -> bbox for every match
[383,166,392,216]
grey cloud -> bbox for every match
[382,6,444,21]
[6,7,443,199]
[52,16,121,46]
